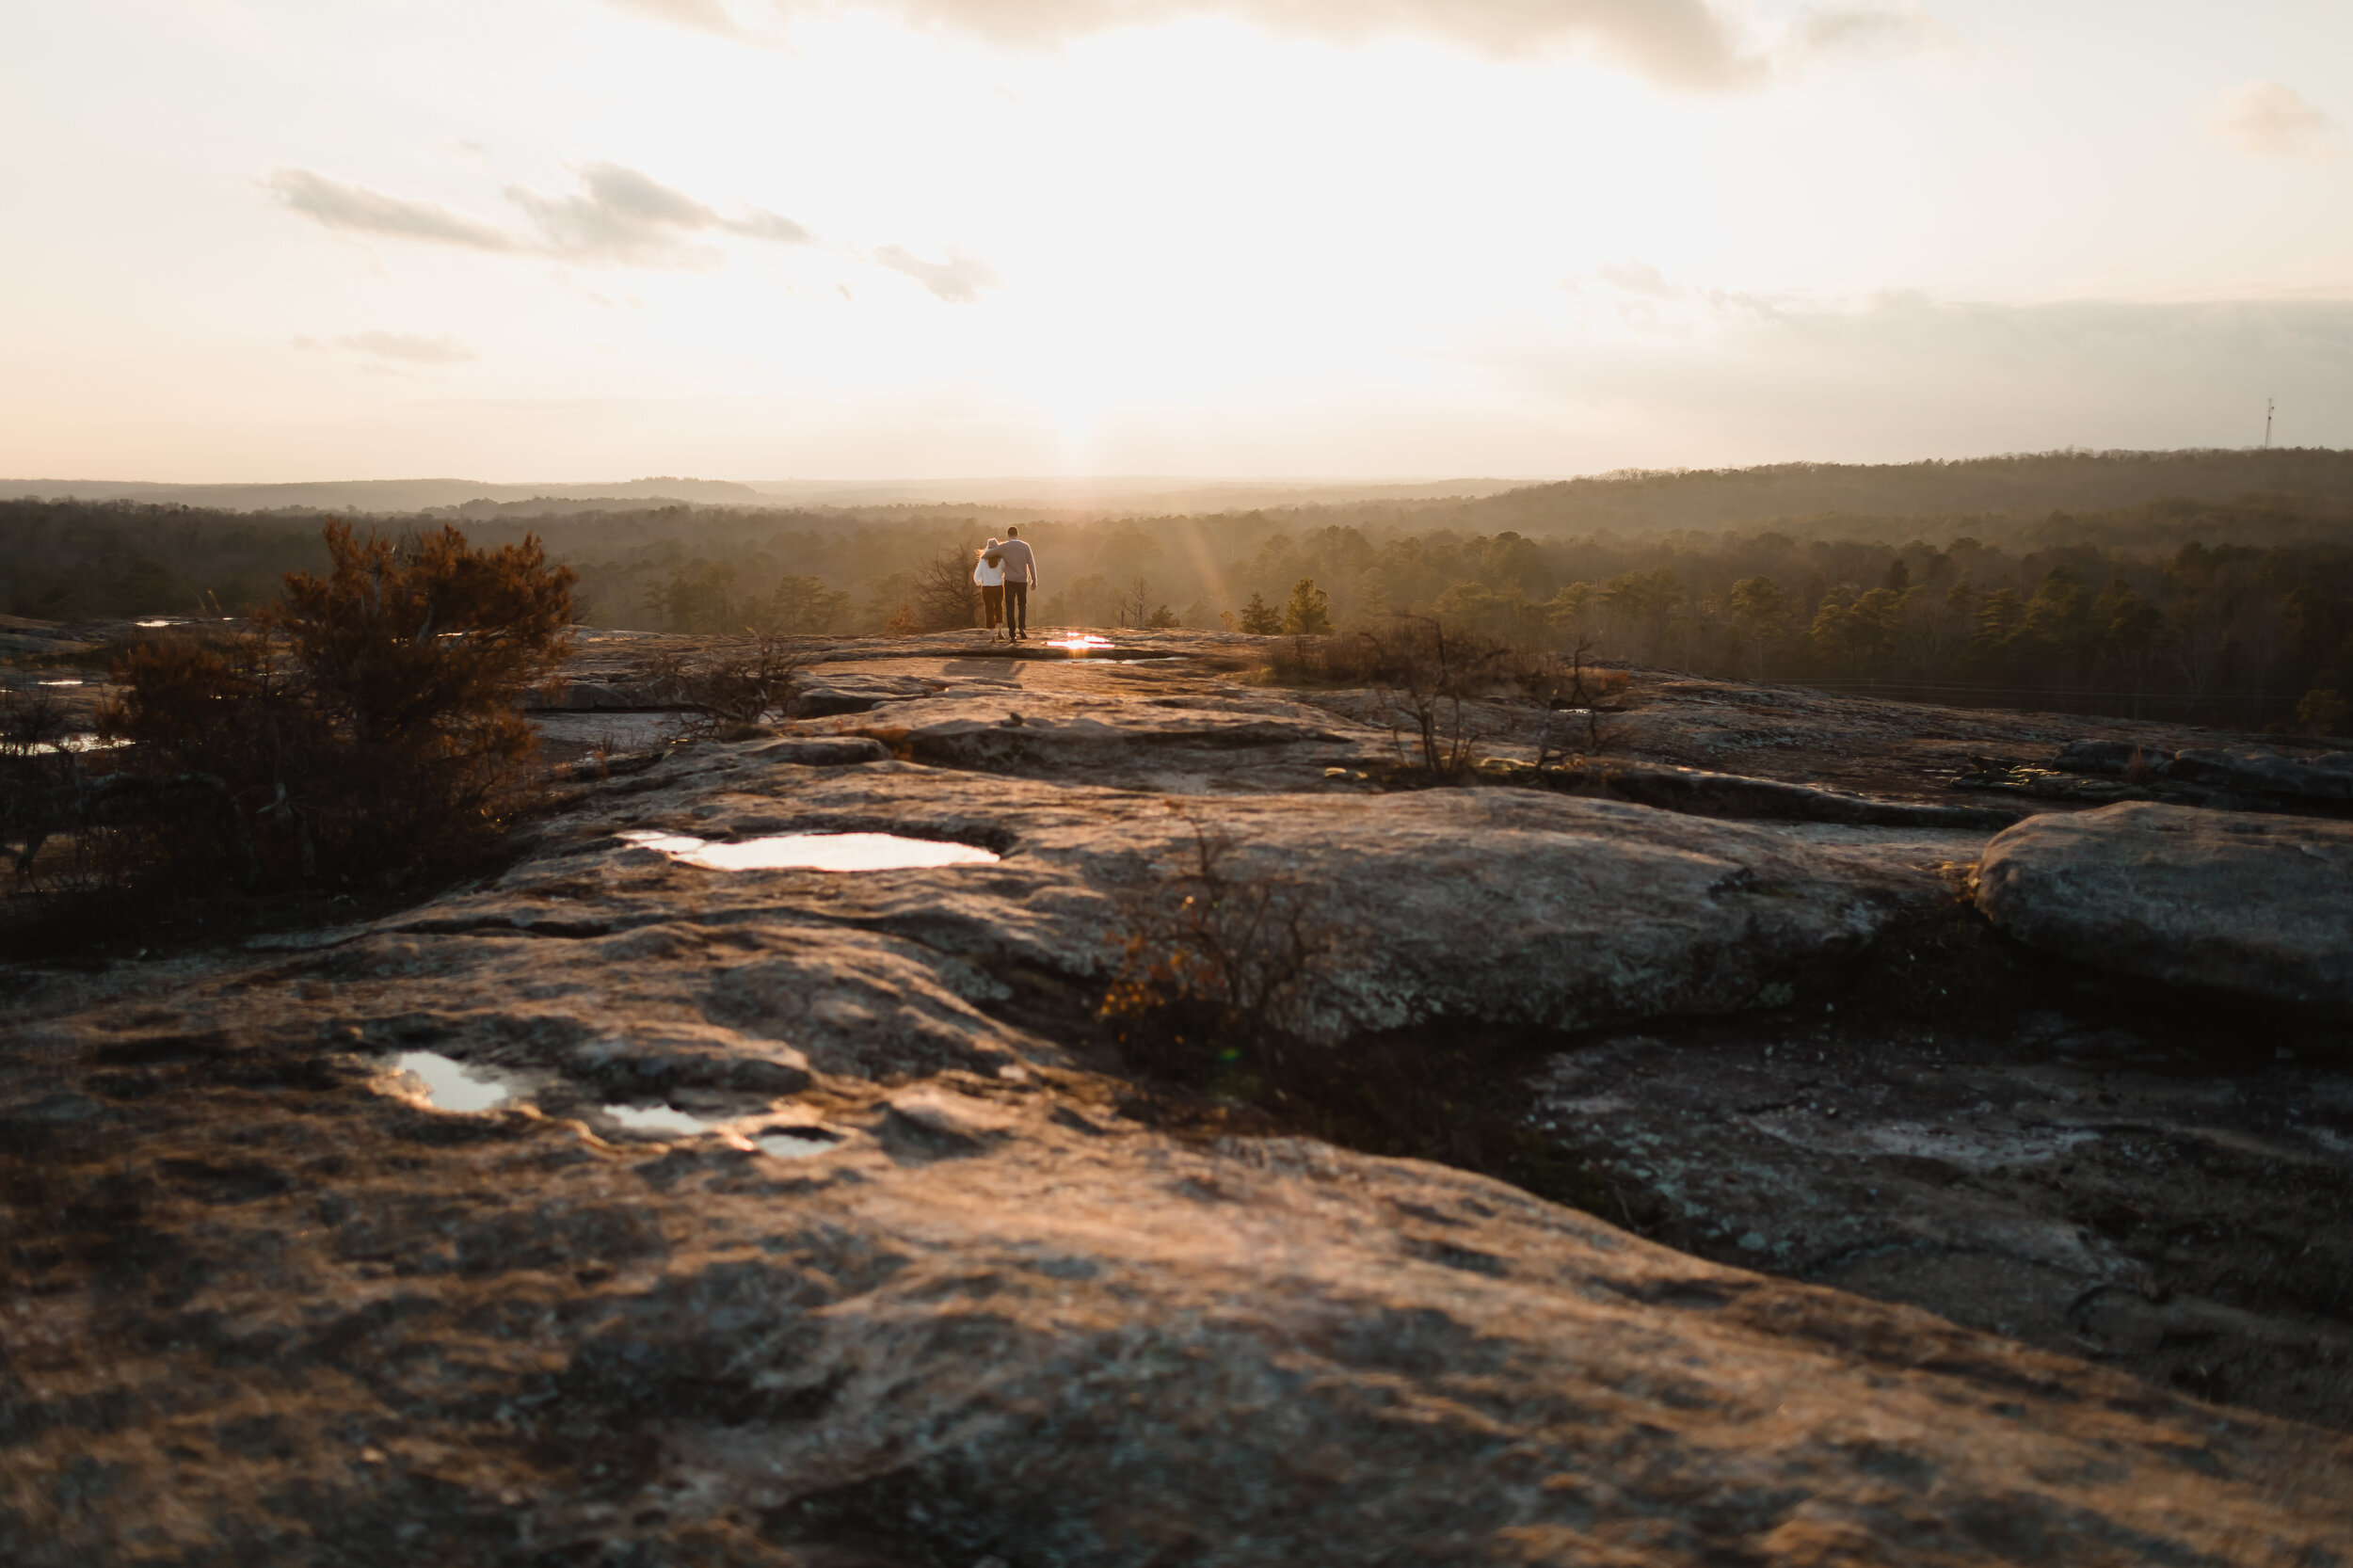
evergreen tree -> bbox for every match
[1280,578,1331,635]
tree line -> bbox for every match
[6,482,2350,733]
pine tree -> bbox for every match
[1280,578,1331,635]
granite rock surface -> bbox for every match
[1976,802,2353,1018]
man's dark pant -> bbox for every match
[1005,581,1030,636]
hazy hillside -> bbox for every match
[8,448,2351,735]
[0,475,775,513]
[1408,448,2353,537]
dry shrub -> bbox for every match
[1273,617,1631,774]
[910,546,980,632]
[1,688,78,877]
[645,634,808,738]
[1100,814,1334,1091]
[1095,813,1616,1216]
[94,521,576,889]
[1271,616,1589,696]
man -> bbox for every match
[995,525,1039,640]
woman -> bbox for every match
[973,538,1007,640]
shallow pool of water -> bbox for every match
[619,829,1000,872]
[601,1102,723,1136]
[598,1102,838,1158]
[28,734,135,755]
[394,1050,517,1112]
[756,1130,837,1159]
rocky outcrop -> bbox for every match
[1525,757,2023,829]
[7,1024,2350,1567]
[1976,801,2353,1017]
[10,632,2353,1564]
[1960,739,2353,816]
[383,761,1962,1054]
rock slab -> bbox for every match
[1976,801,2353,1018]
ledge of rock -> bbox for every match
[1507,756,2025,829]
[7,1025,2349,1566]
[748,736,892,766]
[13,634,2353,1565]
[1976,801,2353,1018]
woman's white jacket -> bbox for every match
[973,555,1006,587]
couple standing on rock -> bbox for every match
[974,526,1039,641]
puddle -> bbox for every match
[1042,633,1116,651]
[756,1130,837,1159]
[599,1102,840,1159]
[135,618,179,628]
[601,1102,724,1136]
[619,829,1000,872]
[26,734,135,755]
[394,1050,517,1112]
[38,679,85,687]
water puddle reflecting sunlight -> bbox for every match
[601,1102,723,1136]
[755,1130,837,1159]
[1041,633,1116,651]
[599,1102,840,1159]
[394,1050,517,1112]
[619,829,1000,872]
[29,734,135,755]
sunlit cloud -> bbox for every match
[603,0,1956,90]
[874,245,1001,302]
[505,161,810,265]
[1591,258,1677,297]
[1788,2,1958,61]
[606,0,757,38]
[267,168,520,251]
[336,331,477,364]
[269,163,813,268]
[2204,81,2345,161]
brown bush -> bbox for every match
[908,545,981,632]
[1273,617,1630,773]
[1,687,77,878]
[1100,814,1335,1091]
[95,521,576,889]
[643,634,808,738]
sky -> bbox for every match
[3,0,2350,483]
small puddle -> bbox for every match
[601,1102,724,1136]
[599,1101,840,1159]
[756,1130,837,1159]
[28,734,135,755]
[394,1050,517,1112]
[619,829,1000,872]
[1042,633,1116,651]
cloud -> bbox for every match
[2205,81,2344,160]
[271,163,813,266]
[1592,258,1676,297]
[604,0,756,38]
[267,168,520,251]
[874,245,1000,302]
[1454,292,2353,460]
[606,0,1955,90]
[507,161,731,265]
[1788,2,1955,59]
[337,331,477,364]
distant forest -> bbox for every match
[6,448,2352,734]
